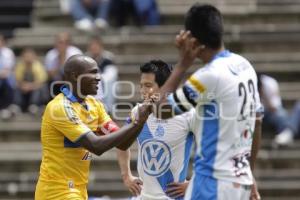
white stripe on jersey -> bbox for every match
[130,106,196,200]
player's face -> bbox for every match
[88,41,103,57]
[79,60,101,96]
[140,73,160,101]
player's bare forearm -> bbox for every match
[79,123,144,156]
[117,149,143,196]
[250,113,262,170]
[116,132,139,150]
[158,66,187,103]
[80,103,151,155]
[117,149,132,178]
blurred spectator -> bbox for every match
[110,0,140,27]
[45,32,82,96]
[134,0,160,25]
[110,0,159,27]
[0,35,15,119]
[86,37,118,113]
[275,101,300,146]
[258,74,289,136]
[71,0,111,31]
[14,48,48,113]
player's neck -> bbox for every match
[154,104,173,119]
[71,86,86,103]
[202,46,225,64]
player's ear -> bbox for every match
[195,41,206,57]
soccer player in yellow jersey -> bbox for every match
[35,55,151,200]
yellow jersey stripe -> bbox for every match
[188,76,206,93]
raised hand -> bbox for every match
[134,101,153,125]
[175,30,204,70]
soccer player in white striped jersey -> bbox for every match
[117,60,197,200]
[156,4,262,200]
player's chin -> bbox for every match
[89,85,98,95]
[90,89,98,95]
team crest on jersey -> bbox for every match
[154,124,164,137]
[82,152,93,160]
[140,139,171,177]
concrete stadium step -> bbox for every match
[14,24,300,38]
[256,169,300,181]
[33,0,300,27]
[258,180,300,197]
[2,168,300,185]
[258,149,300,169]
[115,51,300,65]
[0,182,130,199]
[9,29,300,55]
[0,172,299,199]
[258,0,300,5]
[1,141,300,170]
[1,182,300,200]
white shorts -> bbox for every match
[184,175,251,200]
[130,196,176,200]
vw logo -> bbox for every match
[140,139,171,177]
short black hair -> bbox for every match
[140,60,172,87]
[185,4,223,49]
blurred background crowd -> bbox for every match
[1,0,300,199]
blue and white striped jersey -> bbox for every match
[129,107,196,200]
[167,50,262,185]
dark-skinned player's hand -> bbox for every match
[166,181,189,199]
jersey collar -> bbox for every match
[60,85,78,103]
[211,49,231,62]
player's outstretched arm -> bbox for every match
[78,104,152,156]
[117,149,142,196]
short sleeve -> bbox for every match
[97,101,112,126]
[167,67,219,114]
[48,100,91,142]
[255,77,264,114]
[96,100,119,135]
